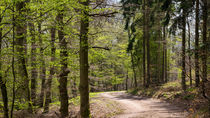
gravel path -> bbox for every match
[100,91,188,118]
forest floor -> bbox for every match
[12,81,209,118]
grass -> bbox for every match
[50,92,103,106]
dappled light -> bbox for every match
[0,0,209,118]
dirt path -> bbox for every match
[100,91,188,118]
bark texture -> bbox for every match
[29,22,37,105]
[57,11,69,117]
[16,1,32,112]
[181,13,186,91]
[38,20,46,107]
[79,0,90,117]
[0,16,9,118]
[44,28,56,113]
[195,0,200,87]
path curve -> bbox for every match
[100,91,188,118]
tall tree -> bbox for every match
[164,27,168,83]
[0,15,9,118]
[201,0,208,99]
[143,0,146,86]
[57,10,70,117]
[16,1,32,112]
[195,0,200,87]
[44,28,56,113]
[29,22,37,105]
[38,13,46,107]
[162,26,165,83]
[79,0,90,117]
[146,0,151,87]
[187,21,192,86]
[181,12,186,91]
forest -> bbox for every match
[0,0,209,118]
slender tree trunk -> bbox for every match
[201,0,208,100]
[157,17,161,84]
[16,1,32,112]
[29,22,37,105]
[126,69,128,90]
[57,11,69,117]
[162,26,165,83]
[44,28,56,113]
[195,0,200,87]
[146,0,151,87]
[187,21,192,87]
[79,0,90,117]
[0,16,9,118]
[131,52,137,88]
[11,5,16,117]
[38,20,46,107]
[143,0,146,87]
[201,0,207,83]
[181,13,186,91]
[164,27,167,83]
[162,41,165,83]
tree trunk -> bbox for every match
[195,0,200,87]
[38,20,46,107]
[131,52,137,88]
[201,0,208,100]
[162,26,165,83]
[57,11,69,117]
[29,22,37,105]
[79,0,90,117]
[44,28,56,113]
[0,16,9,118]
[11,6,17,117]
[146,0,151,87]
[181,13,186,91]
[157,16,161,84]
[164,26,167,83]
[16,1,32,112]
[143,0,146,87]
[126,69,128,90]
[187,21,192,87]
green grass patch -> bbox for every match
[50,92,103,106]
[162,81,181,88]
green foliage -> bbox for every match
[183,94,195,100]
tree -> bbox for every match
[187,21,192,86]
[44,27,56,113]
[38,13,46,107]
[181,11,186,91]
[79,0,90,117]
[0,14,9,118]
[145,0,151,88]
[29,22,37,105]
[201,0,209,104]
[16,1,32,112]
[57,10,70,117]
[195,0,200,87]
[143,0,146,86]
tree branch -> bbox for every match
[91,46,110,50]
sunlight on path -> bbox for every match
[100,91,188,118]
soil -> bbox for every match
[100,91,188,118]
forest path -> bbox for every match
[100,91,188,118]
